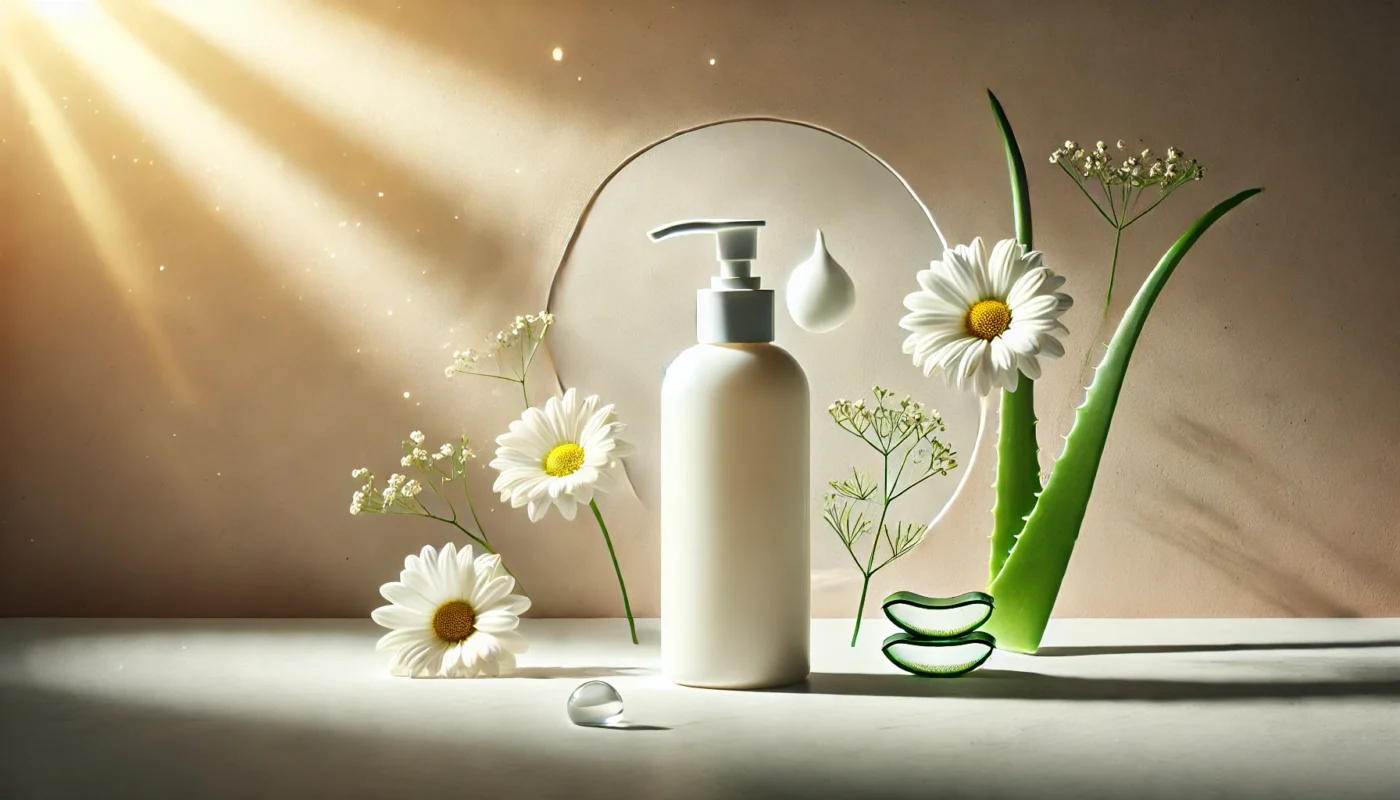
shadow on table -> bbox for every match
[1035,640,1400,657]
[512,666,658,679]
[769,665,1400,701]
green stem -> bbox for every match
[1123,190,1170,229]
[519,379,530,408]
[1058,161,1115,227]
[851,574,873,647]
[851,451,892,646]
[415,509,524,595]
[590,499,637,645]
[1105,225,1123,312]
[462,482,488,544]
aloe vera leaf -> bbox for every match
[983,188,1264,654]
[881,631,997,678]
[882,590,994,638]
[987,89,1042,582]
[989,90,1032,249]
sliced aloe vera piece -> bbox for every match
[881,591,994,638]
[881,631,997,678]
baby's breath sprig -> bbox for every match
[445,311,555,406]
[1049,139,1205,309]
[825,386,958,646]
[349,431,521,589]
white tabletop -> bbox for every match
[2,617,1398,799]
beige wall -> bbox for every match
[2,0,1397,619]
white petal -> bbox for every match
[1001,326,1040,355]
[526,499,548,522]
[962,237,991,298]
[490,629,530,654]
[987,238,1020,297]
[1018,352,1043,379]
[376,626,431,653]
[391,642,435,675]
[1012,293,1061,321]
[410,642,446,678]
[991,338,1018,392]
[436,544,460,595]
[372,604,428,630]
[440,642,462,673]
[475,609,521,633]
[400,567,439,605]
[900,310,965,330]
[475,575,514,610]
[932,260,980,308]
[1006,267,1049,307]
[378,582,435,614]
[479,593,531,617]
[456,551,478,601]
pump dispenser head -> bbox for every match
[649,219,773,344]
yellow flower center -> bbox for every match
[965,299,1012,340]
[543,442,586,477]
[431,600,477,644]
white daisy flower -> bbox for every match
[900,237,1073,396]
[490,389,631,522]
[371,542,530,678]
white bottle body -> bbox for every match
[661,342,810,689]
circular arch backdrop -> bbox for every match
[546,118,985,609]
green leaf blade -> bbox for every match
[986,89,1042,582]
[988,90,1032,248]
[984,188,1263,654]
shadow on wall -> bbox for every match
[1136,411,1390,617]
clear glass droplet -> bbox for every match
[567,680,624,727]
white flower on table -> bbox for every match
[900,237,1073,396]
[371,542,530,678]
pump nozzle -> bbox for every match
[648,219,766,287]
[649,218,773,344]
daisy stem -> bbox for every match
[590,499,638,645]
[420,511,526,595]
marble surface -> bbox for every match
[2,618,1398,799]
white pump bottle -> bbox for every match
[650,219,810,690]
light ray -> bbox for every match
[154,0,615,245]
[2,37,196,402]
[31,2,475,387]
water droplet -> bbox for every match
[566,680,623,727]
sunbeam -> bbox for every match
[27,0,480,390]
[1,36,195,402]
[153,0,617,247]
